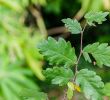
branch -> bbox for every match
[62,22,87,100]
[61,88,67,100]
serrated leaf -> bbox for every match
[38,37,77,67]
[84,11,109,26]
[83,42,110,67]
[62,18,82,34]
[43,67,74,86]
[76,69,104,100]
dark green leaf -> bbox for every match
[76,69,104,100]
[38,37,77,67]
[62,18,82,34]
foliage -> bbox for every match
[0,0,47,99]
[0,63,39,100]
[0,0,45,80]
[1,0,110,99]
[38,37,77,67]
[83,42,110,67]
[38,11,110,100]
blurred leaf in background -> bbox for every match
[0,62,39,100]
[75,0,110,20]
[0,0,47,99]
[0,0,110,100]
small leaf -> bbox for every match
[43,67,74,86]
[62,18,82,34]
[67,82,81,100]
[38,37,77,67]
[67,82,75,90]
[76,69,104,100]
[85,11,109,26]
[83,42,110,67]
[67,87,73,100]
[67,82,81,92]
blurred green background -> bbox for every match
[0,0,110,100]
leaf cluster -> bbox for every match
[38,11,110,100]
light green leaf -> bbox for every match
[103,83,110,96]
[85,11,109,26]
[76,69,104,100]
[83,42,110,67]
[43,67,74,86]
[62,18,82,34]
[38,37,77,67]
[19,88,48,100]
[67,88,73,100]
[67,82,77,100]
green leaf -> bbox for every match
[67,82,75,100]
[76,69,104,100]
[62,18,82,34]
[67,88,73,100]
[38,37,77,67]
[43,67,74,86]
[84,11,109,26]
[19,88,48,100]
[103,83,110,96]
[83,42,110,67]
[52,76,69,86]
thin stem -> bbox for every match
[62,22,87,100]
[73,23,87,82]
[61,88,67,100]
